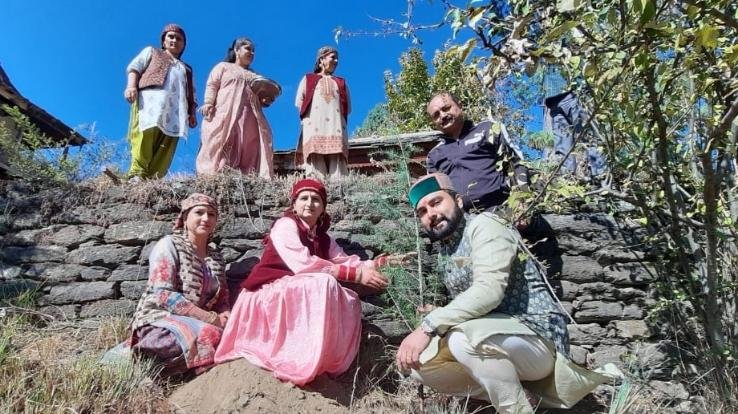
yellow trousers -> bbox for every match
[127,103,178,179]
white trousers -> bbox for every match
[304,153,347,180]
[411,331,555,414]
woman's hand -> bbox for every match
[375,252,417,267]
[216,311,230,328]
[199,104,215,121]
[358,267,389,290]
[124,87,137,103]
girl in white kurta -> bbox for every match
[295,46,351,180]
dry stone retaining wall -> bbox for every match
[0,177,688,404]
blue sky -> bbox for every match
[1,0,461,175]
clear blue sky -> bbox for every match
[0,0,460,175]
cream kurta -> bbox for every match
[197,62,273,177]
[417,213,616,409]
[127,46,189,138]
[295,75,351,160]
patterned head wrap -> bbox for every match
[408,173,455,209]
[173,193,218,231]
[161,23,187,53]
[291,178,328,206]
[313,46,338,73]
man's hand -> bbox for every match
[396,327,432,374]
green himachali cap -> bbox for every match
[408,173,455,209]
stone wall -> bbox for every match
[0,176,687,404]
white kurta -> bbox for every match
[294,75,350,158]
[127,46,189,138]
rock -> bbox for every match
[578,282,617,300]
[368,320,411,344]
[570,345,588,365]
[218,238,263,252]
[55,205,101,225]
[361,301,384,318]
[108,265,148,282]
[587,344,627,367]
[98,204,155,224]
[649,380,689,400]
[560,255,605,283]
[349,234,378,252]
[39,304,79,320]
[568,323,607,345]
[9,212,43,230]
[1,265,22,280]
[8,227,54,246]
[604,263,655,286]
[2,245,67,264]
[621,304,644,319]
[560,301,575,316]
[594,248,646,265]
[20,262,105,285]
[556,234,600,255]
[543,213,619,238]
[613,320,651,339]
[67,244,140,267]
[40,281,115,305]
[633,341,678,379]
[104,221,170,245]
[614,287,647,301]
[120,281,147,300]
[24,263,85,283]
[220,247,241,263]
[558,281,579,300]
[80,299,137,318]
[79,266,111,281]
[219,218,273,239]
[574,301,623,323]
[48,224,105,248]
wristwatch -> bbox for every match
[420,318,437,337]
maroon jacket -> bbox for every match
[241,213,332,291]
[298,73,349,121]
[138,48,197,121]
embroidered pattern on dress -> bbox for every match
[439,214,571,357]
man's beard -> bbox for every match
[423,205,463,242]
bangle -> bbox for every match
[207,311,218,325]
[337,265,360,283]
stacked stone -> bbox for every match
[0,178,692,408]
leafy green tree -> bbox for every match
[439,0,738,399]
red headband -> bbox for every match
[291,178,327,206]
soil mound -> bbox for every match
[169,359,367,414]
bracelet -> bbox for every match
[375,255,389,267]
[337,265,360,283]
[207,311,218,325]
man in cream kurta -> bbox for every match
[398,173,613,414]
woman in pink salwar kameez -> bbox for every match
[215,179,402,385]
[196,38,275,178]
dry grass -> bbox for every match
[0,314,169,413]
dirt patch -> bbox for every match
[169,359,371,414]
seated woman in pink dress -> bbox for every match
[215,178,404,385]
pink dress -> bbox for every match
[196,62,273,177]
[214,217,372,385]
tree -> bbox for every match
[438,0,738,399]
